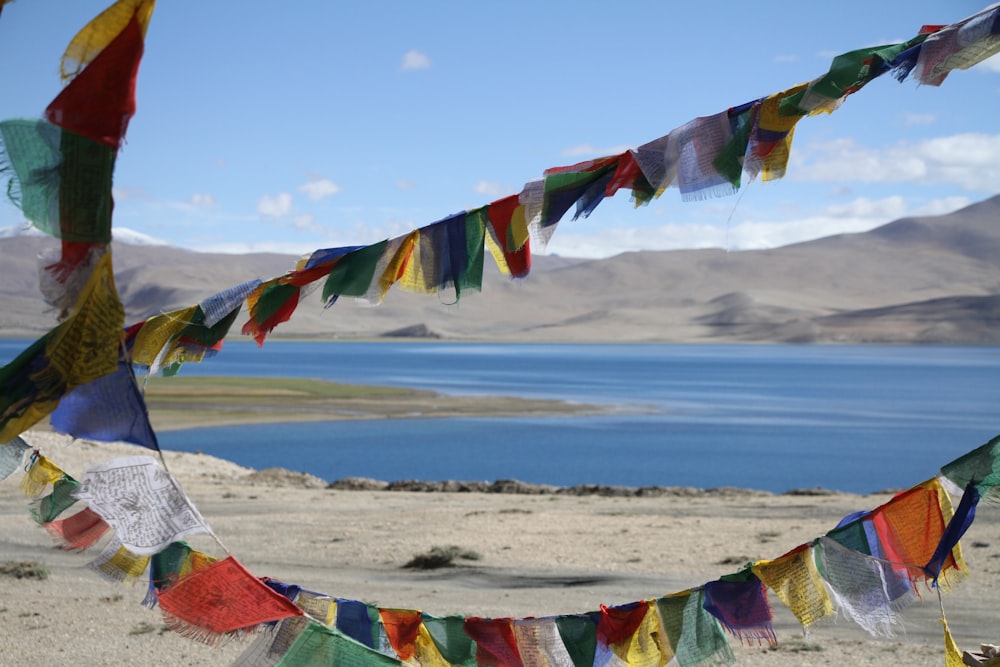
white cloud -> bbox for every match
[188,193,215,208]
[257,192,293,217]
[790,133,1000,192]
[298,178,341,201]
[474,180,505,197]
[902,112,936,126]
[401,49,431,71]
[292,213,321,233]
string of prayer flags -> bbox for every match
[155,556,304,645]
[913,4,1000,86]
[0,436,30,480]
[752,544,835,628]
[72,455,210,555]
[541,154,623,228]
[49,359,159,450]
[702,569,777,647]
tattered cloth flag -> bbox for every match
[273,620,402,667]
[941,433,1000,502]
[144,541,219,608]
[814,536,915,637]
[155,556,304,646]
[655,589,734,666]
[0,436,31,480]
[511,616,577,667]
[49,359,159,450]
[334,598,381,649]
[913,4,1000,86]
[231,615,311,667]
[463,617,524,667]
[752,543,835,628]
[396,212,485,303]
[379,608,424,663]
[554,613,599,667]
[595,600,668,666]
[30,469,81,524]
[45,0,154,149]
[72,455,210,555]
[20,451,64,497]
[869,478,967,590]
[44,506,110,551]
[923,479,980,585]
[88,536,150,584]
[483,196,531,278]
[417,614,478,667]
[703,569,777,646]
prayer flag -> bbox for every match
[512,617,576,667]
[420,614,477,666]
[30,473,81,524]
[703,570,776,646]
[59,0,155,81]
[20,452,64,497]
[0,119,115,243]
[334,598,380,649]
[814,537,914,637]
[595,601,666,666]
[913,5,1000,86]
[0,436,30,481]
[50,359,159,450]
[46,0,153,148]
[231,615,310,667]
[940,433,1000,501]
[463,617,524,667]
[145,541,219,606]
[924,480,980,583]
[321,241,388,302]
[200,279,259,328]
[73,455,210,555]
[655,590,733,666]
[484,196,531,278]
[379,608,423,663]
[44,506,110,551]
[274,620,402,666]
[752,545,834,628]
[156,556,304,645]
[88,536,150,584]
[554,614,598,667]
[397,212,485,302]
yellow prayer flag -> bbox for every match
[377,231,419,299]
[412,622,451,667]
[942,619,966,667]
[61,0,156,81]
[130,305,199,368]
[20,454,64,497]
[40,252,124,390]
[610,601,670,667]
[94,544,150,583]
[752,545,833,628]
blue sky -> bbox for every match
[1,1,998,259]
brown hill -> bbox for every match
[2,195,999,344]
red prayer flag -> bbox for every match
[464,617,524,667]
[44,507,110,551]
[156,556,303,645]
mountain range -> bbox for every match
[1,195,999,344]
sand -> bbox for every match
[1,431,998,667]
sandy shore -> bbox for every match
[1,431,998,666]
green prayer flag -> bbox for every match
[31,474,80,524]
[555,614,598,667]
[322,240,388,301]
[276,621,402,666]
[422,614,477,666]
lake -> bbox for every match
[2,341,998,493]
[0,341,1000,493]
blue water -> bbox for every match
[3,341,999,493]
